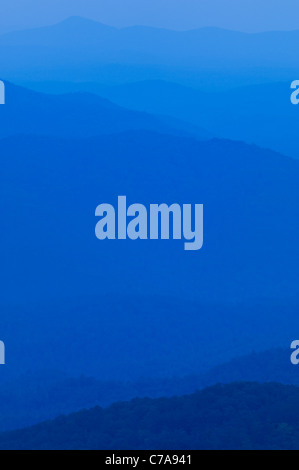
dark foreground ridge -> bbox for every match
[1,382,299,450]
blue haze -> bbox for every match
[0,0,299,33]
[0,4,299,448]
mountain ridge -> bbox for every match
[0,348,296,433]
[0,17,298,65]
[1,19,296,87]
[1,382,299,449]
[45,78,297,159]
[0,132,298,384]
[2,16,299,39]
[0,81,211,140]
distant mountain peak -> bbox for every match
[57,16,116,31]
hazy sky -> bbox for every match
[0,0,298,33]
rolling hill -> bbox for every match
[0,131,298,384]
[0,82,210,140]
[0,17,298,86]
[1,382,299,449]
[1,17,299,68]
[25,79,299,159]
[1,131,298,304]
[82,80,299,159]
[0,349,297,433]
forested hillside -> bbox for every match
[1,382,299,450]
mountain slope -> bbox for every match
[1,18,299,67]
[0,349,297,433]
[1,131,298,304]
[0,131,298,382]
[103,80,299,159]
[0,18,298,86]
[1,382,299,449]
[0,82,210,140]
[42,79,297,159]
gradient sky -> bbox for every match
[0,0,298,34]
